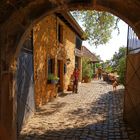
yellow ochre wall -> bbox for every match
[33,14,77,107]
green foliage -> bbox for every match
[95,62,104,69]
[82,58,93,79]
[71,10,119,46]
[103,46,126,84]
[95,63,101,68]
[105,65,113,73]
[118,57,126,85]
[111,46,126,70]
[48,74,59,80]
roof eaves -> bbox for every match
[82,46,99,62]
[56,12,85,40]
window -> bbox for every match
[58,24,63,43]
[48,58,55,74]
[76,36,82,50]
[128,27,140,54]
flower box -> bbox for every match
[47,74,59,84]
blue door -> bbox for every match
[16,35,35,134]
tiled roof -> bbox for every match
[82,46,99,62]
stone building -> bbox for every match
[75,45,99,81]
[33,12,85,107]
[82,46,99,78]
[16,12,85,133]
[82,46,99,63]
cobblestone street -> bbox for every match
[19,80,137,140]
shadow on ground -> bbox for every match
[19,121,110,140]
[36,102,67,116]
[19,89,138,140]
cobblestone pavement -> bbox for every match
[19,80,137,140]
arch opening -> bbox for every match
[0,1,140,139]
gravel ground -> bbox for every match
[19,80,137,140]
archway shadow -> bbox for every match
[19,89,138,140]
[35,102,67,116]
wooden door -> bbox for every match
[16,36,35,135]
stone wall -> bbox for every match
[33,15,57,107]
[34,14,76,107]
[57,18,76,91]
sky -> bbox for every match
[82,20,128,62]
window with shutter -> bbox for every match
[58,24,63,44]
[48,58,55,74]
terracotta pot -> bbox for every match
[83,76,91,83]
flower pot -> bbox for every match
[83,76,91,83]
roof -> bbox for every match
[56,12,85,40]
[82,46,99,63]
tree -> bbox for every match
[111,46,126,71]
[103,46,126,84]
[118,57,126,85]
[71,10,119,46]
[111,46,126,84]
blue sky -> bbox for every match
[82,20,128,61]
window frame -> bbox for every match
[58,24,63,44]
[48,58,55,75]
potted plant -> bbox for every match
[83,69,92,83]
[82,58,93,83]
[47,73,59,84]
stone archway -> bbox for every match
[0,0,140,139]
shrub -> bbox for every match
[118,57,126,85]
[82,58,93,79]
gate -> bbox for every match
[16,35,35,134]
[124,27,140,134]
